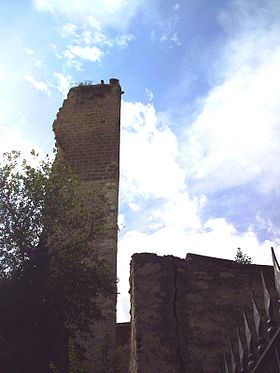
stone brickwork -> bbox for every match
[130,253,278,373]
[116,323,130,373]
[52,79,122,372]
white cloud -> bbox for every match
[34,59,44,67]
[181,24,280,193]
[160,31,181,46]
[35,1,137,72]
[118,213,126,231]
[80,29,134,49]
[23,75,50,95]
[66,27,134,49]
[170,33,181,45]
[148,192,204,231]
[145,88,153,101]
[83,30,94,45]
[159,7,181,46]
[61,27,134,69]
[25,48,35,55]
[65,45,103,62]
[54,72,73,98]
[121,101,187,203]
[0,124,44,160]
[63,45,104,69]
[62,23,77,37]
[34,0,145,30]
[115,34,135,48]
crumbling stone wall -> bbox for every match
[116,322,130,373]
[52,79,122,372]
[130,253,278,373]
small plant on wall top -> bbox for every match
[234,247,252,264]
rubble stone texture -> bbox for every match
[53,79,122,372]
[130,253,278,373]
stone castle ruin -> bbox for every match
[53,79,122,371]
[52,79,279,372]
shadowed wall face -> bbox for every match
[53,79,122,372]
[53,79,121,183]
[130,253,278,373]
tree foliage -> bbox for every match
[0,150,114,372]
[234,247,252,264]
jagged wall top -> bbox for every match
[65,78,123,105]
[52,78,122,181]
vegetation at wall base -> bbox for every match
[0,151,115,372]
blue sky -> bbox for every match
[1,0,280,321]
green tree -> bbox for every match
[234,247,252,264]
[0,150,114,372]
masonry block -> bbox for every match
[53,79,122,372]
[130,253,279,373]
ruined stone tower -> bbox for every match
[52,78,122,371]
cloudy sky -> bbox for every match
[1,0,280,321]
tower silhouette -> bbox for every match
[53,78,122,372]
